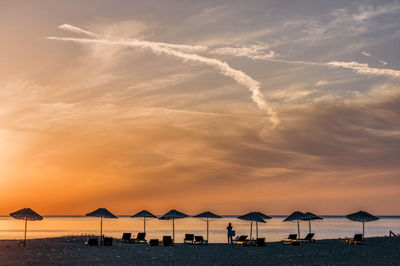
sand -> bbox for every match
[0,236,399,265]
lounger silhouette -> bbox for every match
[132,232,147,243]
[162,236,173,246]
[194,235,207,244]
[346,234,363,245]
[283,234,298,244]
[299,233,315,243]
[121,233,132,243]
[233,235,248,245]
[86,238,99,246]
[149,239,159,246]
[184,234,194,244]
[256,238,266,246]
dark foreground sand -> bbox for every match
[0,236,399,265]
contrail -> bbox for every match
[59,24,99,38]
[48,29,279,126]
[59,24,208,53]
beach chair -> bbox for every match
[256,238,266,246]
[132,232,147,244]
[299,233,315,243]
[346,234,363,245]
[149,239,159,246]
[162,236,173,246]
[121,233,132,243]
[283,234,298,245]
[86,238,99,246]
[233,235,248,245]
[184,234,194,244]
[194,236,207,245]
[103,237,113,246]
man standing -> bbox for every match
[227,223,233,244]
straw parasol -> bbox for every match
[283,211,305,239]
[86,208,118,245]
[159,209,188,243]
[193,211,222,242]
[131,210,157,233]
[346,211,380,238]
[238,212,270,239]
[10,208,43,247]
[301,212,323,233]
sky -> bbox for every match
[0,0,400,215]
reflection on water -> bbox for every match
[0,216,399,243]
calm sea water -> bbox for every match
[1,216,399,243]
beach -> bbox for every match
[0,236,399,265]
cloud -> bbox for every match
[314,80,328,87]
[211,45,276,60]
[49,25,280,126]
[362,51,371,57]
[380,60,388,66]
[327,61,400,79]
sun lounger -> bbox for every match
[132,232,147,244]
[194,236,208,245]
[162,236,173,246]
[299,233,316,243]
[256,238,266,246]
[283,234,298,245]
[86,238,99,246]
[346,234,363,245]
[184,234,194,244]
[233,235,248,245]
[103,237,113,246]
[121,233,132,243]
[149,239,159,246]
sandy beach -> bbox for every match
[0,236,399,265]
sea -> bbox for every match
[1,216,399,243]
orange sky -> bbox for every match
[1,1,400,215]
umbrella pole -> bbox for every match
[256,222,258,239]
[172,218,175,244]
[100,216,103,246]
[144,217,146,233]
[363,222,365,239]
[250,221,252,240]
[207,217,209,242]
[309,220,311,233]
[24,217,27,247]
[297,219,300,239]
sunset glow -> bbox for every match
[1,1,400,215]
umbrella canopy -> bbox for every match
[86,208,118,245]
[238,212,268,239]
[10,208,43,247]
[283,211,305,238]
[346,211,380,238]
[131,210,157,233]
[301,212,323,233]
[86,208,118,218]
[193,211,222,242]
[159,209,188,242]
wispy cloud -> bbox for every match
[49,25,279,126]
[362,51,371,57]
[327,61,400,79]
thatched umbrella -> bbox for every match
[283,211,305,239]
[131,210,157,233]
[10,208,43,247]
[193,211,222,242]
[159,209,188,243]
[238,212,269,239]
[301,212,323,233]
[86,208,118,245]
[346,211,380,238]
